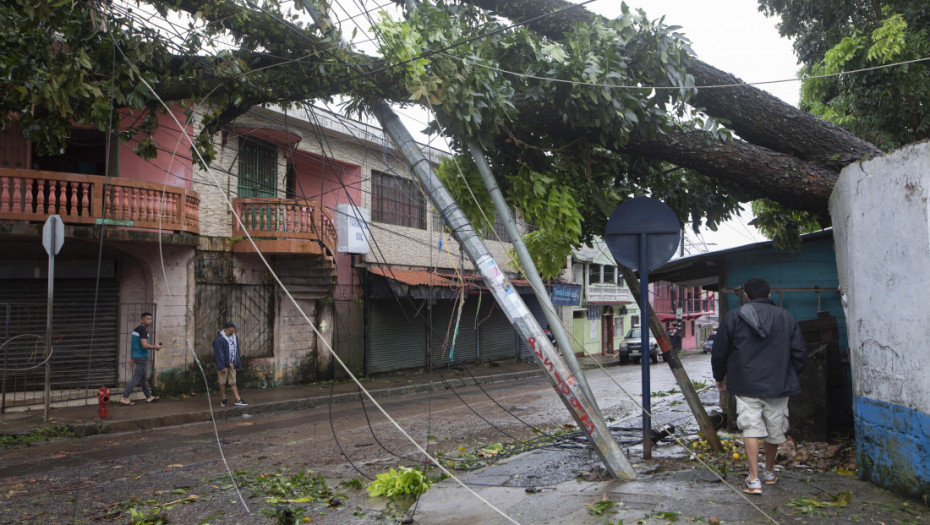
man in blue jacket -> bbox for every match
[213,321,247,407]
[712,278,806,495]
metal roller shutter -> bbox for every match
[367,299,427,374]
[0,279,119,392]
[477,296,517,361]
[430,296,478,367]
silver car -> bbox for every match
[618,327,659,364]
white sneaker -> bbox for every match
[762,469,778,485]
[742,477,762,495]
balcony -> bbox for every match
[231,198,336,258]
[0,168,199,234]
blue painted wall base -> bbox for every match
[854,396,930,503]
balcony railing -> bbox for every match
[0,168,199,234]
[232,198,337,257]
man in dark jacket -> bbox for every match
[712,277,806,495]
[213,321,247,407]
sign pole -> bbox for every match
[639,232,652,459]
[42,216,65,423]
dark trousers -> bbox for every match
[122,357,152,398]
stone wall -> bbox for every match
[830,140,930,502]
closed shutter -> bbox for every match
[477,296,517,361]
[430,296,478,367]
[367,299,427,374]
[0,278,119,391]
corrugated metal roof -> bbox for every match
[368,267,460,287]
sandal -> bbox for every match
[146,396,160,403]
[119,399,135,406]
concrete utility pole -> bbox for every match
[465,141,601,413]
[297,0,634,479]
[374,104,636,479]
[619,266,722,452]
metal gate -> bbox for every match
[193,283,274,363]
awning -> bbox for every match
[369,268,459,287]
[368,268,464,300]
[367,267,537,300]
[657,313,677,321]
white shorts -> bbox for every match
[734,395,790,445]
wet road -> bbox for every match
[0,354,715,524]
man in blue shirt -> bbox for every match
[213,321,247,407]
[120,312,162,405]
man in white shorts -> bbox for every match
[711,278,807,494]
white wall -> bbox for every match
[830,140,930,500]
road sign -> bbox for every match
[604,197,680,271]
[42,215,65,256]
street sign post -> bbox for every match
[42,215,64,422]
[605,198,680,459]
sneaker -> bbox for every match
[220,399,228,407]
[743,477,762,495]
[762,469,778,485]
[234,399,248,406]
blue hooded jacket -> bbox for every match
[213,330,243,370]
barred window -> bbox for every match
[372,170,426,229]
[238,138,277,197]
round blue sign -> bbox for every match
[604,197,681,271]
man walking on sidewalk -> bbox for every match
[213,321,247,407]
[711,277,807,495]
[120,312,162,405]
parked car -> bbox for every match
[618,327,659,364]
[702,332,716,354]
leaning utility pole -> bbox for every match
[374,104,636,479]
[298,0,634,480]
[465,141,601,413]
[619,266,722,452]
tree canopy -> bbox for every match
[0,0,888,276]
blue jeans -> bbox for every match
[122,357,152,398]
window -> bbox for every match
[588,264,602,284]
[603,265,616,284]
[631,315,640,327]
[372,170,426,229]
[238,138,277,197]
[483,211,510,243]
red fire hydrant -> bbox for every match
[97,386,110,419]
